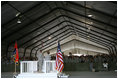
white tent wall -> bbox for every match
[43,35,108,56]
[74,40,108,54]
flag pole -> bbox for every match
[15,62,16,74]
[13,41,19,78]
[13,62,16,78]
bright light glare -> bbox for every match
[73,54,83,56]
[88,14,93,17]
[17,19,21,23]
[48,36,51,39]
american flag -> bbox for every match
[56,41,64,72]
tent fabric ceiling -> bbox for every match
[1,1,117,57]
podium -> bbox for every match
[17,60,57,78]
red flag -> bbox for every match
[14,42,19,64]
[14,42,18,48]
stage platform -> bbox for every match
[17,72,57,78]
[1,71,117,78]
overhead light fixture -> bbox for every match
[86,21,93,25]
[16,12,21,17]
[17,19,21,24]
[16,12,22,24]
[48,36,51,39]
[88,14,93,17]
[87,36,90,38]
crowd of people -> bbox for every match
[51,53,116,63]
[51,53,117,71]
[1,52,117,65]
[1,56,36,64]
[1,52,117,72]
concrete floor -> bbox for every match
[65,71,117,78]
[1,72,20,78]
[1,71,117,78]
